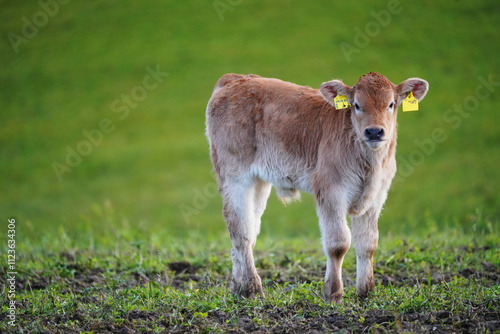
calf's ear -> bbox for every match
[319,80,352,107]
[397,78,429,105]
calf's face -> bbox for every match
[320,72,429,150]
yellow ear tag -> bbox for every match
[334,95,351,109]
[402,91,419,112]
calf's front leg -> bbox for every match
[350,209,379,299]
[317,202,351,304]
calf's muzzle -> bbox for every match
[364,128,385,141]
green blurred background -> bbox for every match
[1,0,499,245]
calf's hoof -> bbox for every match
[230,276,264,299]
[324,279,343,304]
[324,291,343,304]
[357,283,374,301]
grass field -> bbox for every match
[1,225,499,332]
[1,0,499,332]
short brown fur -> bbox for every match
[206,73,429,303]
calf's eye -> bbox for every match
[388,102,394,109]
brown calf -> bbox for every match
[205,72,429,303]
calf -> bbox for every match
[205,72,429,303]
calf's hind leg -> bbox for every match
[221,177,268,298]
[252,178,272,239]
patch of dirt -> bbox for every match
[1,258,205,295]
[17,274,51,291]
[168,261,197,274]
[8,282,499,333]
[4,250,499,333]
[377,264,500,288]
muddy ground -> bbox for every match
[2,252,499,334]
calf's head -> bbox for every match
[320,72,429,150]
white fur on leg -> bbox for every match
[350,209,379,298]
[318,201,352,303]
[223,175,267,298]
[253,178,272,238]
